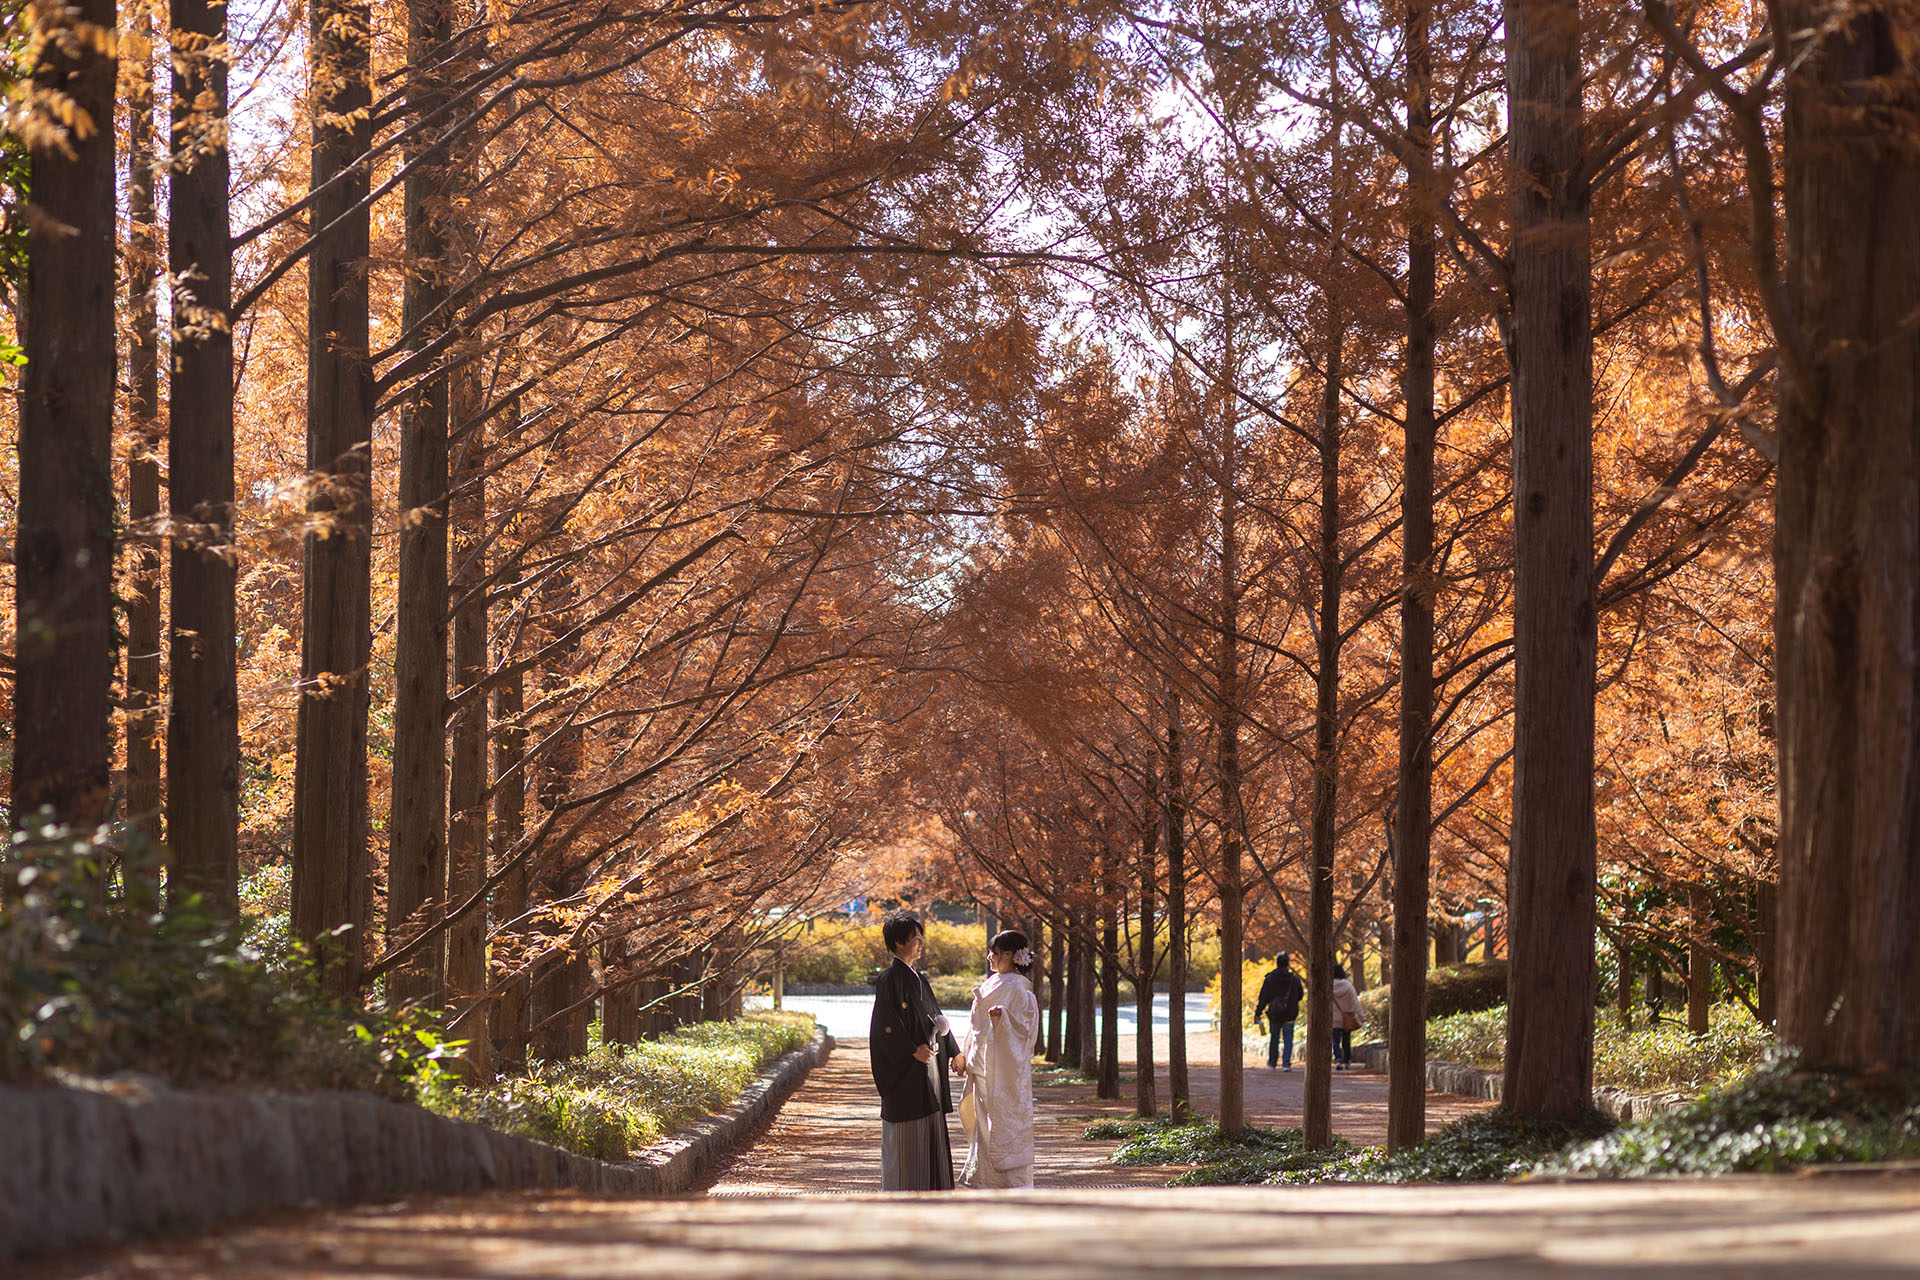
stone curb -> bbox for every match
[0,1026,833,1261]
[1352,1040,1691,1122]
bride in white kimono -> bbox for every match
[958,929,1040,1188]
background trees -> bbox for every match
[1,0,1907,1117]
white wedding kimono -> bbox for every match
[958,971,1039,1188]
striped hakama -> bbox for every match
[881,1054,954,1190]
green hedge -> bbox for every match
[431,1011,816,1161]
[1357,960,1508,1036]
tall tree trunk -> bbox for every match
[1615,930,1634,1030]
[1164,685,1192,1117]
[14,0,117,838]
[292,0,373,993]
[1501,0,1596,1119]
[1099,852,1122,1100]
[1137,821,1158,1117]
[387,0,456,1005]
[446,371,489,1073]
[124,10,164,860]
[1755,880,1777,1026]
[1064,913,1084,1070]
[488,663,528,1061]
[1389,0,1437,1154]
[1305,316,1344,1151]
[1688,882,1712,1035]
[1773,0,1920,1074]
[166,0,239,914]
[1046,918,1065,1061]
[1215,288,1247,1135]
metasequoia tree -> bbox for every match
[166,0,241,913]
[1763,0,1920,1071]
[1500,0,1597,1119]
[292,0,376,992]
[12,0,117,833]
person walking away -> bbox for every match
[1329,962,1363,1070]
[1252,952,1304,1070]
[870,912,963,1189]
[959,930,1041,1187]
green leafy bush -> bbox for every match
[1,823,450,1099]
[1357,960,1508,1036]
[929,973,979,1009]
[1280,1109,1616,1184]
[1414,1002,1772,1094]
[1540,1051,1920,1177]
[783,918,987,985]
[434,1011,815,1161]
[1084,1118,1360,1185]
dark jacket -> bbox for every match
[869,957,961,1122]
[1254,965,1304,1024]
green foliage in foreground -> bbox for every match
[1418,1003,1774,1094]
[432,1011,815,1161]
[1085,1111,1610,1186]
[1540,1051,1920,1177]
[1,825,454,1098]
[1086,1118,1361,1185]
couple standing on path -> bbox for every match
[1253,952,1364,1070]
[868,913,1040,1191]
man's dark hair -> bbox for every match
[1275,951,1291,968]
[882,912,924,953]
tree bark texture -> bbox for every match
[1136,822,1158,1117]
[1215,324,1247,1136]
[167,0,240,914]
[447,371,490,1073]
[1046,919,1065,1060]
[387,0,456,1005]
[1305,317,1343,1151]
[125,18,164,857]
[1688,882,1712,1034]
[292,0,374,993]
[13,0,117,837]
[1064,914,1084,1070]
[489,665,529,1059]
[1164,686,1191,1116]
[1389,0,1437,1154]
[1501,0,1597,1119]
[1099,854,1122,1101]
[1773,0,1920,1074]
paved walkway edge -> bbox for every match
[1351,1040,1691,1121]
[0,1027,834,1261]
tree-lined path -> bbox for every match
[703,1038,1498,1194]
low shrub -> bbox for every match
[1413,1002,1772,1094]
[1539,1050,1920,1177]
[1357,960,1508,1037]
[1084,1118,1361,1185]
[783,917,988,985]
[434,1011,815,1161]
[1,822,452,1099]
[1279,1109,1616,1184]
[929,973,978,1009]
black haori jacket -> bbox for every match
[869,958,961,1123]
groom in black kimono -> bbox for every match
[869,912,963,1190]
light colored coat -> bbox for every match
[1330,977,1363,1029]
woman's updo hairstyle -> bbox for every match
[990,929,1035,977]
